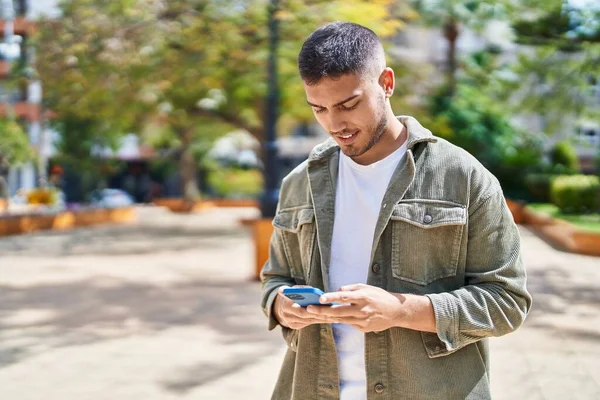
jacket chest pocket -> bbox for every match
[390,201,466,286]
[273,207,316,283]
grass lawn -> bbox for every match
[527,203,600,234]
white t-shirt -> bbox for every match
[329,141,408,400]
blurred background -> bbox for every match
[0,0,599,399]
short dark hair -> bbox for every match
[298,22,384,85]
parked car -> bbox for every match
[90,188,134,208]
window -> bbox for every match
[16,0,27,17]
[577,125,600,146]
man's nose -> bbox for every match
[325,111,347,135]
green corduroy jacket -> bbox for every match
[260,116,532,400]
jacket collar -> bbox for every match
[308,115,437,162]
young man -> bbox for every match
[260,22,532,400]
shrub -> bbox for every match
[26,188,61,206]
[550,175,600,214]
[207,168,263,199]
[525,173,559,202]
[550,141,579,172]
[429,85,520,169]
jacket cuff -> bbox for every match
[265,286,283,331]
[425,292,460,352]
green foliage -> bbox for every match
[428,82,545,199]
[429,84,534,168]
[513,6,573,48]
[525,173,559,203]
[50,115,128,200]
[53,115,122,160]
[499,44,600,129]
[141,117,236,166]
[36,0,404,139]
[502,3,600,128]
[550,140,579,172]
[0,119,35,165]
[512,2,600,48]
[411,0,512,88]
[550,174,600,214]
[527,202,600,233]
[207,167,263,199]
[36,0,406,199]
[148,158,178,182]
[412,0,508,31]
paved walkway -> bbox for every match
[0,206,598,399]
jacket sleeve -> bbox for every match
[260,222,296,331]
[424,189,533,357]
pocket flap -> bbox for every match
[391,201,466,229]
[273,208,315,233]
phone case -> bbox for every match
[283,287,334,307]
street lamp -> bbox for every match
[260,0,280,218]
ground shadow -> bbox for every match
[524,264,600,320]
[160,353,266,394]
[0,276,282,386]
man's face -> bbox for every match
[303,72,388,159]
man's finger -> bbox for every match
[320,290,367,305]
[277,286,291,296]
[306,304,363,318]
[285,311,336,324]
[288,317,331,327]
[285,303,319,318]
[340,283,366,292]
[285,305,343,323]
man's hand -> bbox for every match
[273,286,332,329]
[306,283,437,333]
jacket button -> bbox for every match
[423,214,433,224]
[374,383,385,394]
[371,263,381,273]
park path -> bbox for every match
[0,206,598,399]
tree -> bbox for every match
[427,81,544,199]
[411,0,507,91]
[0,118,34,199]
[502,1,600,130]
[0,118,34,166]
[36,0,405,200]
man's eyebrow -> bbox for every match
[307,94,360,109]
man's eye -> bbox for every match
[341,102,359,111]
[314,108,326,114]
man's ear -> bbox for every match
[379,68,395,98]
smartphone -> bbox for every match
[283,287,336,307]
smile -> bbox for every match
[336,131,358,144]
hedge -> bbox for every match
[550,175,600,214]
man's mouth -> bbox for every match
[335,131,358,144]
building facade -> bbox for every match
[0,0,59,195]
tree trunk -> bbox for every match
[178,128,200,201]
[443,19,459,94]
[0,155,9,200]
